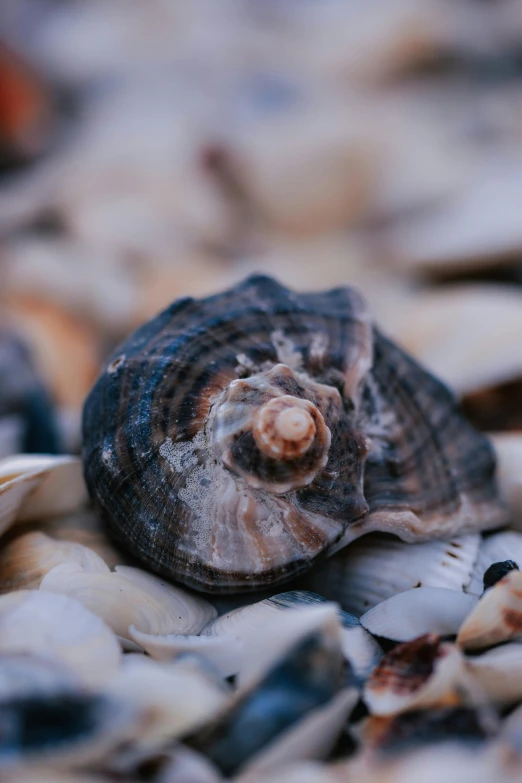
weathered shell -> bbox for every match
[83,275,508,592]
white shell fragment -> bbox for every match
[363,635,466,716]
[0,455,87,537]
[305,534,480,615]
[104,654,230,750]
[202,593,357,684]
[0,653,81,700]
[40,563,217,644]
[383,286,522,395]
[490,434,522,528]
[465,643,522,707]
[0,531,109,593]
[458,570,522,650]
[129,628,242,679]
[0,590,120,687]
[361,587,478,642]
[466,531,522,597]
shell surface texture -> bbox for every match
[82,275,508,592]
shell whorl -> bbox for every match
[211,364,333,494]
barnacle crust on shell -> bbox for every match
[82,275,509,592]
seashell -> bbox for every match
[4,295,100,410]
[0,590,120,688]
[205,590,380,684]
[104,654,230,751]
[490,434,522,528]
[381,285,522,397]
[129,628,242,679]
[302,533,480,616]
[40,563,216,647]
[189,613,345,777]
[0,454,87,537]
[0,691,140,773]
[0,531,109,593]
[360,706,495,756]
[466,532,522,597]
[464,643,522,707]
[0,326,60,455]
[363,635,466,716]
[360,587,478,642]
[466,530,522,597]
[82,275,508,592]
[389,159,522,277]
[0,653,81,700]
[457,570,522,650]
[236,688,358,780]
[155,745,224,783]
[0,415,24,460]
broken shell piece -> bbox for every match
[0,590,120,688]
[202,595,356,684]
[40,563,216,644]
[483,561,519,591]
[361,588,477,642]
[0,653,80,700]
[104,654,230,751]
[302,534,480,616]
[360,706,495,756]
[156,745,224,783]
[0,454,87,536]
[129,628,242,679]
[490,434,522,527]
[0,692,140,773]
[261,591,382,683]
[190,619,345,777]
[465,643,522,707]
[466,532,522,597]
[383,286,522,396]
[363,635,466,716]
[458,570,522,650]
[0,531,109,593]
[238,688,358,779]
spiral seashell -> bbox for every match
[83,275,509,592]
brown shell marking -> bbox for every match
[82,275,509,593]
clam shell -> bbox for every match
[104,654,230,750]
[490,434,522,528]
[203,591,381,683]
[382,286,522,396]
[466,532,522,597]
[457,569,522,650]
[0,653,80,700]
[237,688,358,779]
[0,455,87,536]
[0,590,120,687]
[83,276,507,592]
[40,563,216,644]
[303,533,480,616]
[360,587,478,642]
[0,692,140,773]
[363,635,466,716]
[0,531,109,593]
[465,643,522,707]
[128,628,242,678]
[190,615,345,777]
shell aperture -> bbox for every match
[82,275,508,592]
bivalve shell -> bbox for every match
[457,569,522,650]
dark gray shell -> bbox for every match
[82,275,508,592]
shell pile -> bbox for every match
[0,0,521,781]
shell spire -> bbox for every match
[82,275,509,592]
